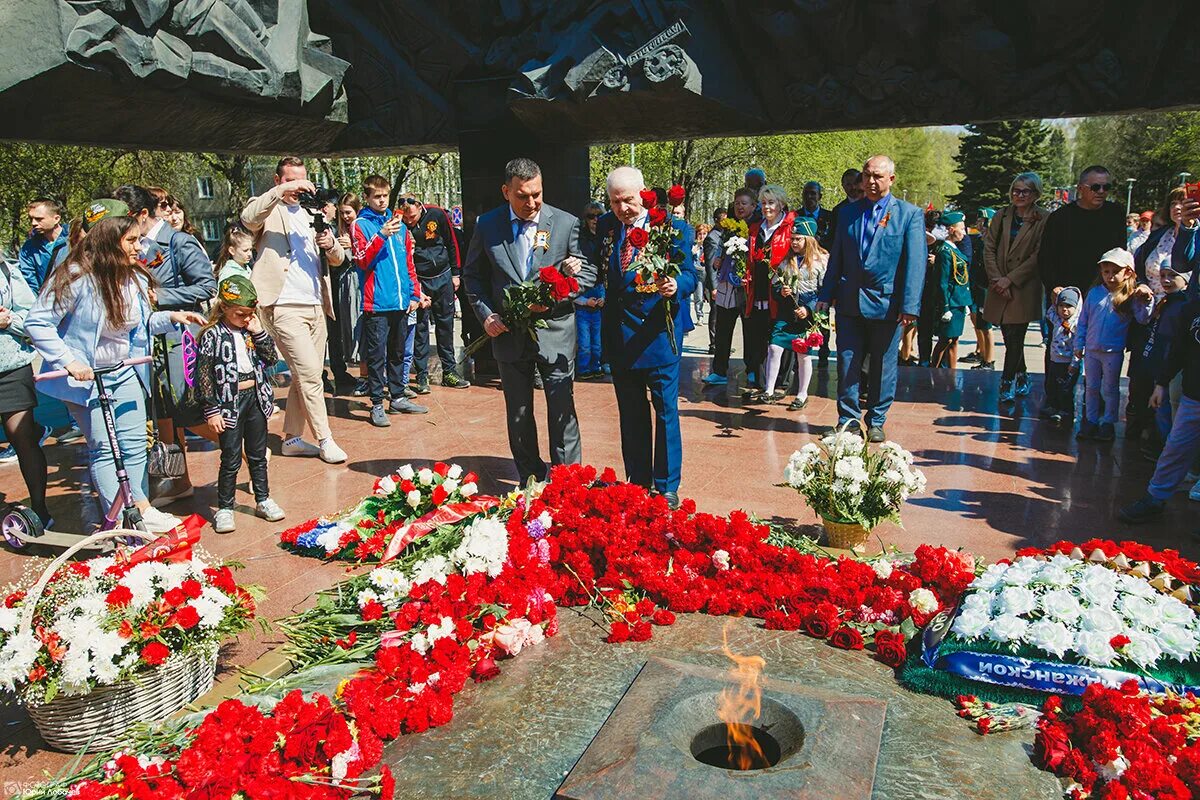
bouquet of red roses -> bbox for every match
[791,330,825,354]
[626,185,687,353]
[462,266,579,361]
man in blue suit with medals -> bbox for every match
[601,167,697,509]
[816,155,926,443]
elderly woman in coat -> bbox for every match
[984,172,1049,403]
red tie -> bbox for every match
[620,226,635,270]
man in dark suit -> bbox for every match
[463,158,594,484]
[601,166,698,509]
[816,155,926,442]
[702,207,727,353]
[798,181,833,250]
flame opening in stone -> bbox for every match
[715,623,769,770]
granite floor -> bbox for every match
[0,318,1192,791]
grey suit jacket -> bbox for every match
[464,203,593,362]
[142,224,216,311]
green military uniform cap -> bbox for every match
[82,198,129,231]
[939,210,965,225]
[792,216,819,237]
[977,207,996,221]
[218,275,258,307]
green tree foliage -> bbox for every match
[951,121,1056,212]
[1072,112,1200,210]
[590,126,963,223]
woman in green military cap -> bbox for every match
[930,210,973,369]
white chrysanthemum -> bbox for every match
[411,555,452,586]
[59,647,92,690]
[451,517,509,578]
[357,589,380,608]
[1075,631,1117,666]
[0,606,18,633]
[1027,619,1074,658]
[121,563,160,609]
[998,586,1037,617]
[0,631,39,691]
[192,586,233,628]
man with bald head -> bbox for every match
[817,155,927,442]
[601,166,697,508]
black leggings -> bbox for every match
[1000,323,1028,380]
[3,407,47,521]
[217,389,269,509]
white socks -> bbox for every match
[795,354,813,402]
[764,345,784,394]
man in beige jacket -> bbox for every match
[241,156,348,464]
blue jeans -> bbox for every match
[576,307,602,373]
[612,360,682,493]
[1148,396,1200,501]
[66,367,149,514]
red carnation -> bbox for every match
[141,641,170,666]
[651,609,676,626]
[361,600,384,621]
[873,630,908,668]
[105,585,133,607]
[180,578,203,599]
[630,621,653,641]
[627,227,649,249]
[639,189,658,209]
[635,598,655,617]
[163,587,186,607]
[667,184,686,206]
[173,606,200,630]
[607,621,632,643]
[829,626,865,650]
[380,766,396,800]
[1109,634,1131,649]
[648,207,668,227]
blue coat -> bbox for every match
[818,195,927,320]
[600,214,697,371]
[26,270,176,407]
[1175,225,1200,299]
[18,230,69,294]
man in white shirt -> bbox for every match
[241,157,348,464]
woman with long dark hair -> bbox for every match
[27,214,206,532]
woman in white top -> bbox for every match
[26,212,205,533]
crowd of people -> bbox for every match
[3,152,1199,535]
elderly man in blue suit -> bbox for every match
[602,166,697,509]
[816,155,927,443]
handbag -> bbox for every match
[137,328,188,481]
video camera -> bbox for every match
[296,187,341,235]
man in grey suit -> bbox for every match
[464,158,594,484]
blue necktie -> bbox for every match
[861,202,882,262]
[513,218,532,279]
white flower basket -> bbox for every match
[16,530,220,752]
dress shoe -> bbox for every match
[787,397,809,411]
[867,425,885,443]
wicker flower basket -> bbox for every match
[17,529,221,752]
[821,518,872,552]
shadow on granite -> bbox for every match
[381,612,1062,800]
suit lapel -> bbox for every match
[497,211,524,283]
[850,204,865,263]
[863,197,890,264]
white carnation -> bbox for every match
[451,517,509,578]
[908,588,938,615]
[872,559,893,580]
[712,550,731,571]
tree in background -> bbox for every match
[1072,112,1200,210]
[951,121,1054,211]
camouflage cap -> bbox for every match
[82,199,130,231]
[218,274,258,307]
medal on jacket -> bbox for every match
[534,229,551,252]
[424,220,438,240]
[141,250,165,269]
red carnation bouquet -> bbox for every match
[626,186,687,353]
[461,265,579,363]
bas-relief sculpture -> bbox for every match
[0,0,1197,153]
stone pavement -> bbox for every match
[0,316,1191,788]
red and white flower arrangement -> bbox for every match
[0,552,257,705]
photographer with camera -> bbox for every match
[240,156,348,464]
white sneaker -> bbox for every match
[1190,479,1200,503]
[319,439,347,464]
[281,438,320,457]
[213,508,236,533]
[256,498,285,522]
[141,506,182,533]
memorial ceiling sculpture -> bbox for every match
[0,0,1195,154]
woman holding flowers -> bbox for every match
[762,218,828,408]
[743,184,795,398]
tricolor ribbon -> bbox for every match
[379,499,497,563]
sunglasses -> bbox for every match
[157,201,171,209]
[398,198,421,206]
[1010,188,1035,197]
[1086,183,1113,192]
[585,213,600,219]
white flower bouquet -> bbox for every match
[782,430,927,532]
[0,552,258,705]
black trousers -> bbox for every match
[743,307,771,386]
[1000,322,1028,380]
[326,266,354,377]
[457,280,494,375]
[363,310,409,404]
[496,355,580,484]
[217,389,269,509]
[1044,361,1078,416]
[414,270,457,378]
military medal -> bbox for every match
[534,229,550,252]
